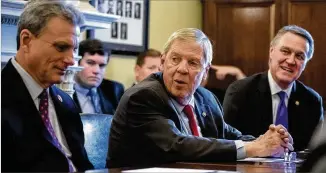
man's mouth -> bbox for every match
[55,67,66,75]
[89,77,100,81]
[280,66,293,73]
[174,79,187,84]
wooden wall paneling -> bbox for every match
[202,0,282,89]
[203,0,218,62]
[285,0,326,100]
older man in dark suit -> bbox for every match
[107,28,293,168]
[1,1,93,172]
[223,25,324,152]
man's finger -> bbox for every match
[269,124,276,131]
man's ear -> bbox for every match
[203,64,211,80]
[134,65,140,75]
[19,29,33,53]
[78,56,84,66]
[269,46,275,62]
[160,54,166,71]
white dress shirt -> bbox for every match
[267,70,293,123]
[11,58,76,171]
[170,96,245,159]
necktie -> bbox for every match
[38,90,74,172]
[275,91,288,129]
[88,88,102,114]
[183,105,200,136]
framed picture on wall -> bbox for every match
[88,0,149,55]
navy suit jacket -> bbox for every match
[1,60,94,172]
[223,72,324,151]
[73,79,124,115]
[107,72,254,168]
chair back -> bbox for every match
[81,113,113,169]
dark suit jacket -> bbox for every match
[223,72,324,151]
[300,120,326,172]
[107,72,255,168]
[1,60,94,172]
[73,79,124,115]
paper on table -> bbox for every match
[238,157,304,163]
[122,167,234,173]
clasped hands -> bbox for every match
[244,124,293,158]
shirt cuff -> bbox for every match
[235,140,246,160]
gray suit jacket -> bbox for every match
[107,72,254,168]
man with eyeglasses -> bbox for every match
[2,0,93,172]
[223,25,324,152]
[107,28,293,168]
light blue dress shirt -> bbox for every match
[170,95,246,159]
[74,83,98,114]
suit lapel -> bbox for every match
[288,81,298,132]
[97,88,115,115]
[166,98,182,130]
[257,73,273,130]
[3,60,55,146]
[194,93,218,138]
[49,86,73,149]
[72,92,82,113]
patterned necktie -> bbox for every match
[275,91,288,129]
[88,88,102,114]
[183,105,200,136]
[38,90,74,172]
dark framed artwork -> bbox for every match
[88,0,149,55]
[125,1,132,18]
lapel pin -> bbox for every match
[202,112,206,117]
[57,95,63,102]
[295,101,299,106]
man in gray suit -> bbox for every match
[107,28,293,168]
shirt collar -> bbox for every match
[268,70,293,98]
[171,95,195,113]
[74,83,96,95]
[11,58,45,101]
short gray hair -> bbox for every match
[163,28,212,67]
[271,25,314,60]
[17,0,85,50]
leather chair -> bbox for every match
[80,113,113,169]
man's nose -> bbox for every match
[63,54,75,66]
[92,65,100,74]
[286,54,296,65]
[176,60,188,74]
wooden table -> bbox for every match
[88,161,299,173]
[164,161,298,173]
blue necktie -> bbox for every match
[275,91,288,129]
[88,88,102,114]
